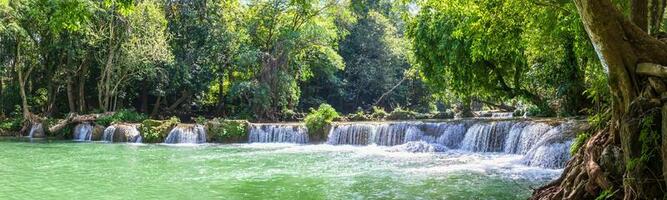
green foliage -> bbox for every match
[595,188,617,200]
[588,110,611,130]
[370,106,388,120]
[96,110,147,127]
[348,110,370,121]
[194,116,207,125]
[207,119,247,143]
[304,104,340,136]
[0,115,22,131]
[140,117,179,143]
[385,107,416,120]
[638,115,660,166]
[570,133,590,155]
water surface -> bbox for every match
[0,139,559,199]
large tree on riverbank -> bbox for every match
[532,0,667,199]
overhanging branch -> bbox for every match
[636,63,667,77]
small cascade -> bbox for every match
[102,124,142,143]
[323,119,580,168]
[327,124,375,145]
[73,123,94,141]
[373,123,411,146]
[460,122,513,152]
[165,124,207,144]
[248,124,308,144]
[28,123,44,138]
[507,123,554,154]
[522,122,578,168]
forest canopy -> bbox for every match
[0,0,622,122]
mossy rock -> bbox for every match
[140,117,180,143]
[91,125,105,141]
[206,119,248,143]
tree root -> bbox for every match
[531,127,620,200]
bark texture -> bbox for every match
[532,0,667,199]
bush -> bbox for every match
[370,106,387,120]
[304,104,339,137]
[348,110,370,121]
[140,117,180,143]
[0,116,23,133]
[96,110,147,126]
[207,119,248,143]
[194,116,207,125]
[385,107,417,120]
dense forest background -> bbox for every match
[0,0,625,122]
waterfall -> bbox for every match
[522,122,577,168]
[248,124,308,144]
[73,123,94,141]
[460,122,513,152]
[102,124,142,143]
[164,124,207,144]
[321,119,580,169]
[327,124,375,145]
[28,123,43,138]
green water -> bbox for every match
[0,139,559,199]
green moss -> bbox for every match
[96,110,147,126]
[207,119,248,143]
[304,104,339,137]
[140,117,180,143]
[570,132,589,155]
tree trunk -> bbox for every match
[14,39,31,120]
[78,59,88,113]
[151,96,162,117]
[532,0,667,199]
[66,77,77,113]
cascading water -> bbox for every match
[322,119,581,169]
[28,123,44,138]
[73,123,94,141]
[460,122,513,152]
[327,124,375,145]
[164,124,206,144]
[102,124,142,143]
[248,124,308,144]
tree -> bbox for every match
[532,0,667,199]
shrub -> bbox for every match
[370,106,387,120]
[348,110,369,121]
[140,117,180,143]
[194,116,207,125]
[207,119,248,143]
[0,116,23,133]
[96,110,147,126]
[385,107,416,120]
[304,104,339,137]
